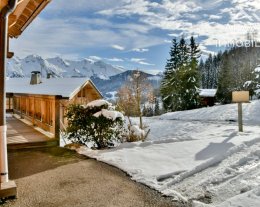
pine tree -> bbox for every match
[160,38,180,111]
[199,59,205,88]
[161,36,200,111]
[244,65,260,99]
[255,66,260,98]
[216,52,233,103]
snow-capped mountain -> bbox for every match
[7,55,125,79]
[91,70,162,100]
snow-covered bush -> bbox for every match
[65,99,125,149]
[127,124,146,142]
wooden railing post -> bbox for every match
[54,97,60,145]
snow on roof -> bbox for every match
[6,78,91,99]
[199,89,217,97]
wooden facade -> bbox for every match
[7,80,102,141]
[59,82,102,129]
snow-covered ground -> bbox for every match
[77,101,260,206]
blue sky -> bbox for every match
[10,0,260,72]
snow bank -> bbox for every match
[160,100,260,125]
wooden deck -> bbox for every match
[7,116,58,149]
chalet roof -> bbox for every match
[6,0,52,38]
[6,77,102,99]
[199,89,217,98]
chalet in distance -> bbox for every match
[6,72,102,141]
[199,89,217,106]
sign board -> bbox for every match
[232,91,249,103]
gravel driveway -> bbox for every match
[2,147,175,207]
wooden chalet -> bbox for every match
[6,75,102,139]
[199,89,217,106]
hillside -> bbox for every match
[91,70,162,99]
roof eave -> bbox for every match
[8,0,52,38]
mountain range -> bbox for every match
[7,55,162,99]
[7,55,125,79]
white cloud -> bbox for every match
[111,44,125,51]
[164,39,172,43]
[98,0,260,48]
[168,33,179,37]
[130,58,155,66]
[209,15,222,20]
[132,48,149,52]
[10,16,165,58]
[105,57,124,62]
[89,56,102,61]
[10,0,260,69]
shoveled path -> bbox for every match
[2,147,175,207]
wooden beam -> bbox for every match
[8,14,17,28]
[21,0,51,33]
[0,0,8,11]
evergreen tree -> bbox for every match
[244,65,260,99]
[160,36,200,111]
[199,51,221,89]
[200,40,260,104]
[199,59,205,88]
[212,53,221,88]
[160,38,180,111]
[216,51,233,103]
[189,36,201,65]
[178,36,189,65]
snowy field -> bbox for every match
[77,101,260,206]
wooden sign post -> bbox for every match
[232,91,249,132]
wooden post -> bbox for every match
[54,98,60,145]
[32,97,35,125]
[238,103,243,132]
[0,0,18,198]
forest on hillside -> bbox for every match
[199,44,260,103]
[160,37,260,112]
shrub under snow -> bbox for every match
[127,124,146,142]
[65,99,125,149]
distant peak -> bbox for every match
[25,54,42,59]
